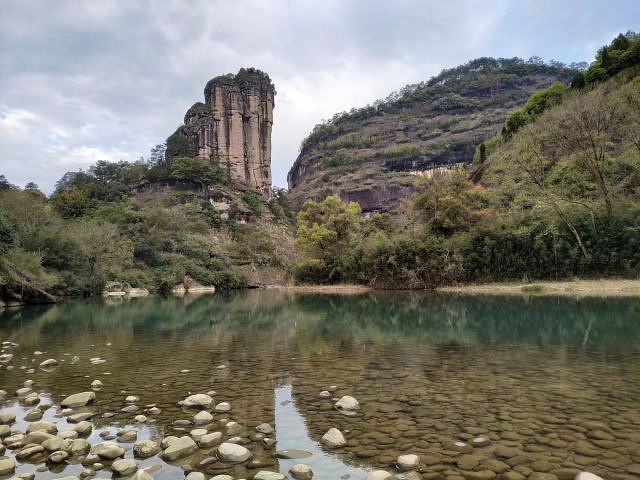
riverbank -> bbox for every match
[437,279,640,297]
[268,284,372,294]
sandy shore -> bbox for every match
[267,284,372,294]
[437,279,640,297]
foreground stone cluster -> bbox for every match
[1,338,638,480]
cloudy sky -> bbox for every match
[1,0,637,193]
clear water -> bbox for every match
[1,291,640,480]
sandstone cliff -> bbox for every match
[287,58,578,212]
[167,68,275,197]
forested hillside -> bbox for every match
[287,57,579,212]
[292,32,640,288]
[0,154,293,305]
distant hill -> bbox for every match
[287,57,578,212]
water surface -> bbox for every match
[1,291,639,480]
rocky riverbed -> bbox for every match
[1,292,640,480]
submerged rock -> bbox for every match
[182,394,214,408]
[39,358,58,369]
[276,449,313,459]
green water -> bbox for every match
[1,291,640,480]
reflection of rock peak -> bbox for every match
[168,68,275,198]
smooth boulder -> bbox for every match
[290,464,314,479]
[161,436,198,461]
[61,391,95,408]
[91,441,125,459]
[321,428,346,448]
[217,442,252,463]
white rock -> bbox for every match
[194,410,214,425]
[61,391,95,408]
[319,391,331,398]
[91,380,103,390]
[225,421,243,435]
[190,428,208,442]
[256,423,274,434]
[49,450,69,463]
[253,471,286,480]
[215,402,231,412]
[366,472,394,480]
[112,458,138,476]
[91,441,125,459]
[134,414,147,423]
[199,431,223,448]
[575,474,605,480]
[289,464,313,479]
[39,358,58,369]
[0,457,16,475]
[0,411,16,424]
[217,442,252,463]
[125,395,139,403]
[186,473,206,480]
[321,428,346,448]
[26,420,57,434]
[334,395,359,413]
[182,393,214,408]
[133,440,160,458]
[161,436,198,461]
[397,454,420,470]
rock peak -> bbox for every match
[168,68,275,197]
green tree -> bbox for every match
[571,72,585,89]
[170,156,222,190]
[294,195,361,282]
[51,187,91,218]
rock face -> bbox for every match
[167,68,275,198]
[286,59,577,213]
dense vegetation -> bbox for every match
[0,150,292,305]
[293,33,640,288]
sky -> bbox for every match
[1,0,638,193]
